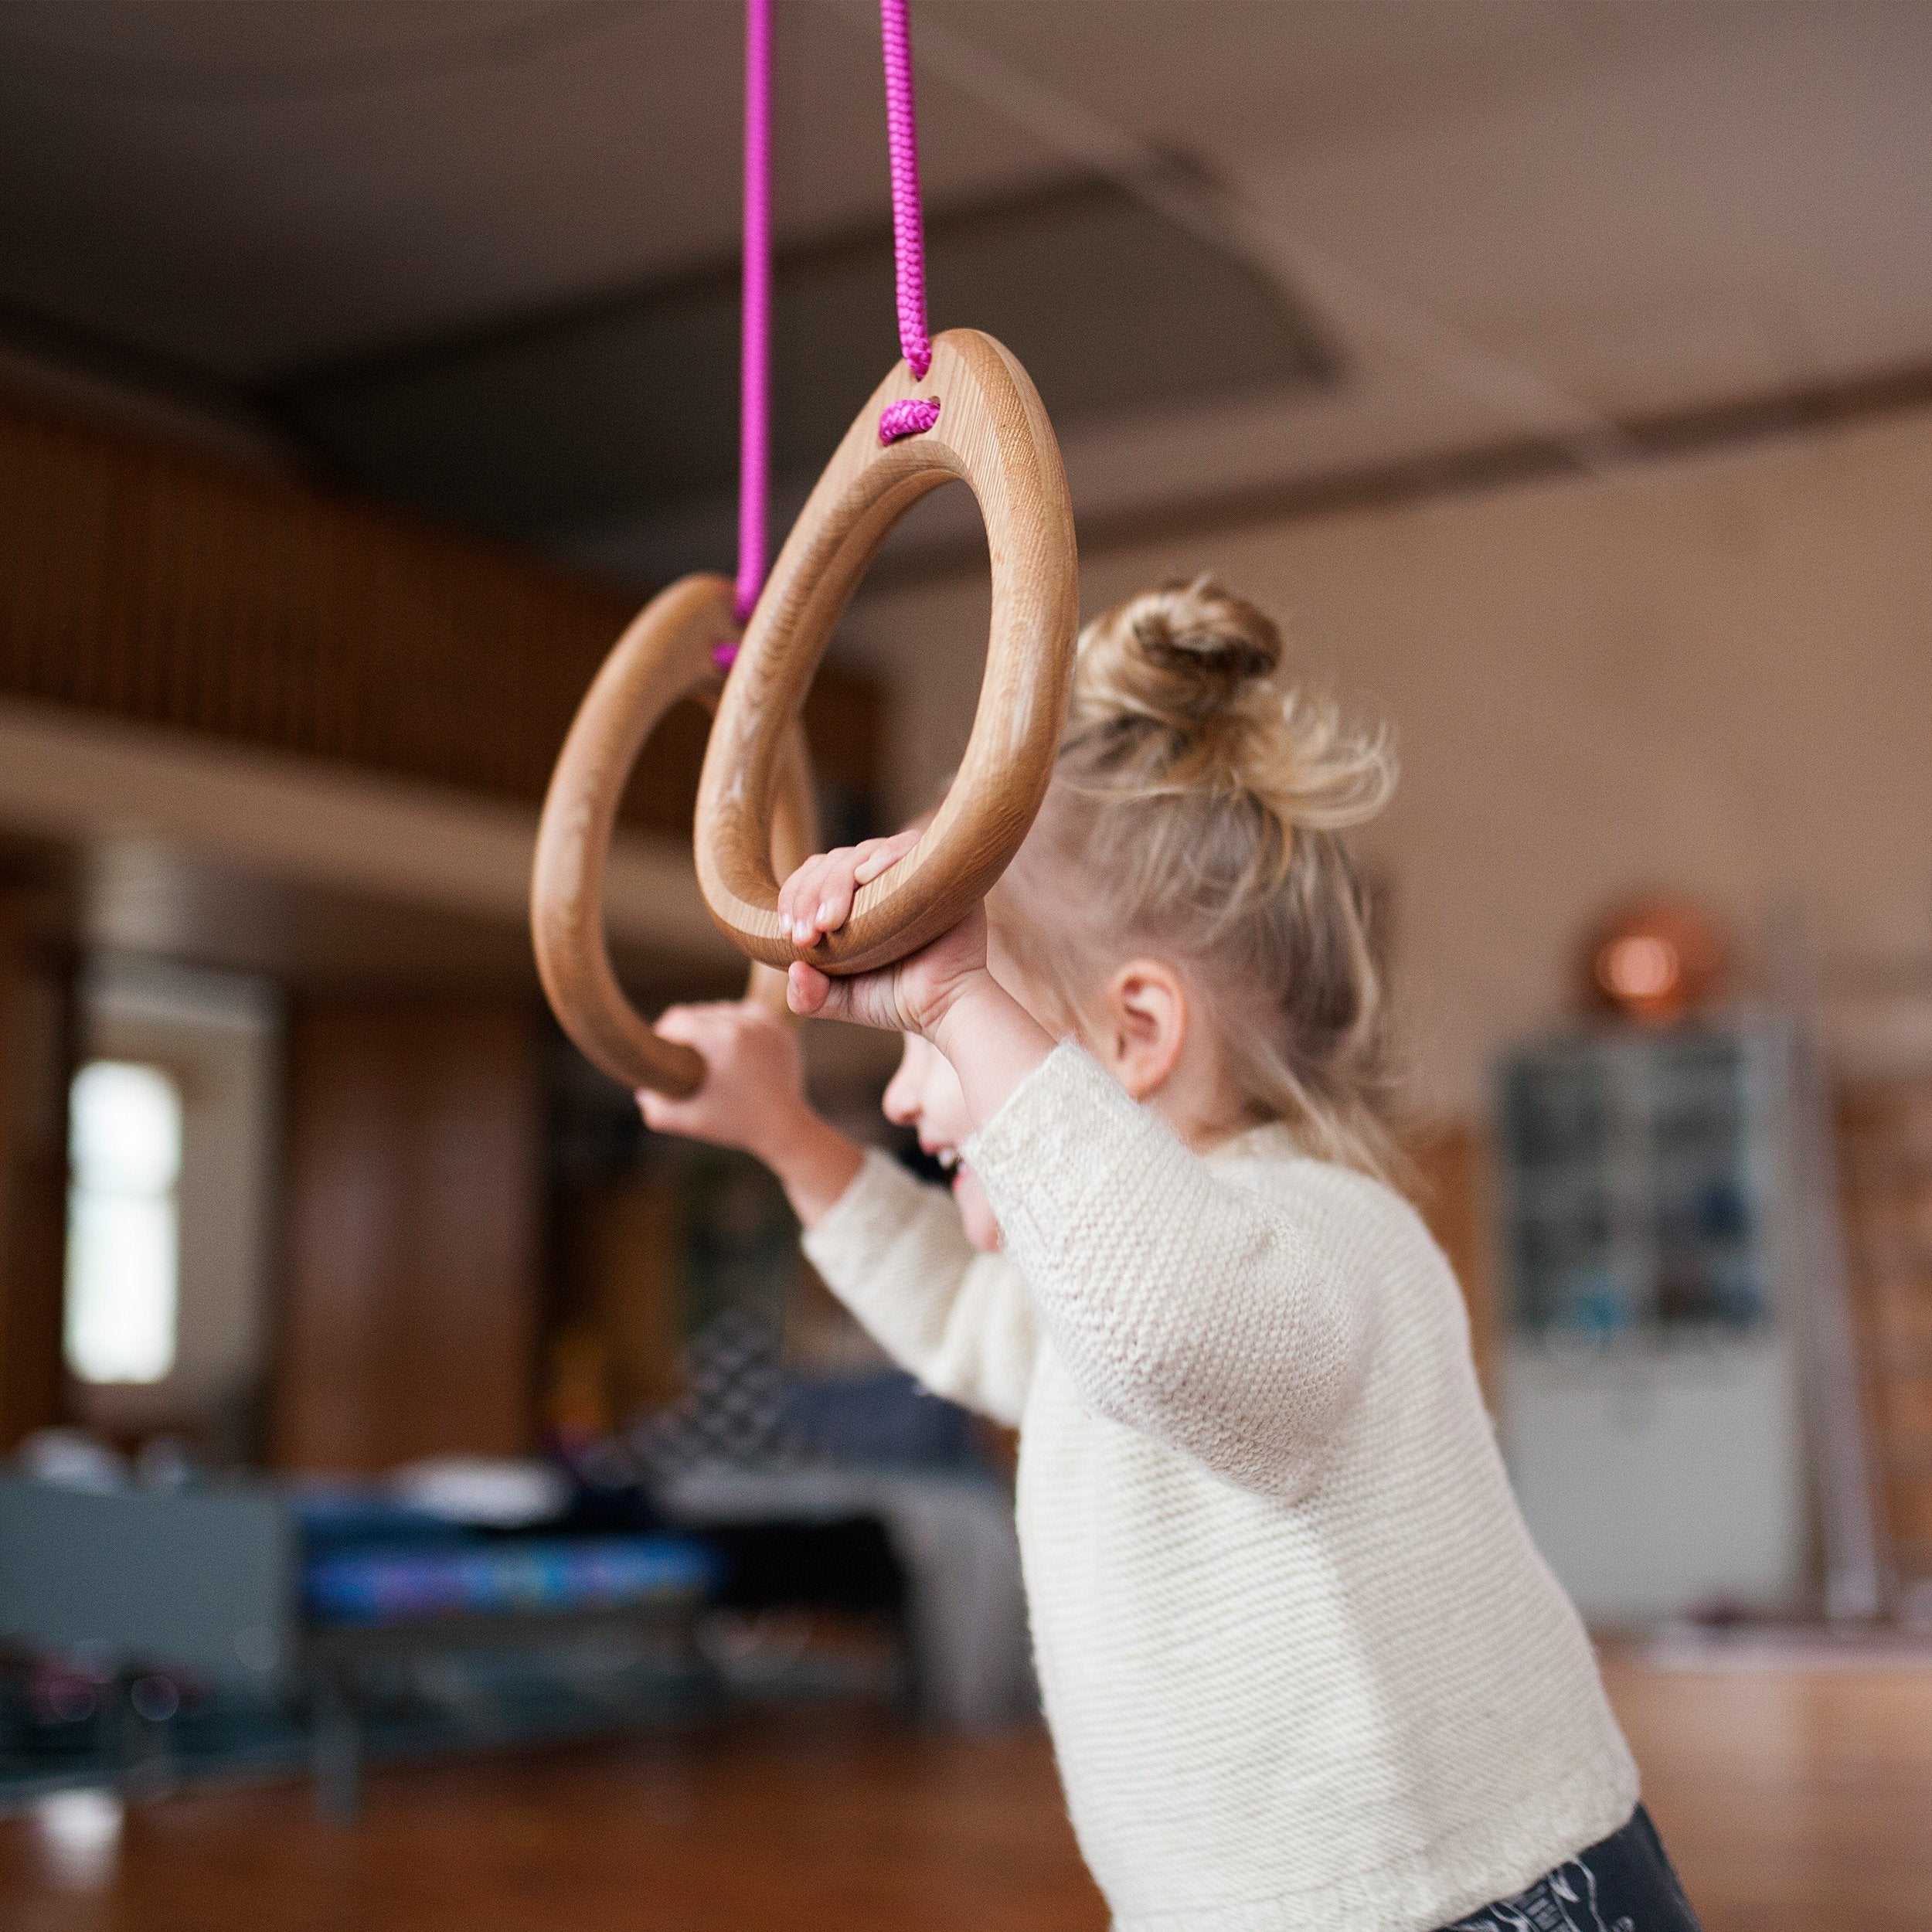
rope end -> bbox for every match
[879,395,941,444]
[711,639,740,671]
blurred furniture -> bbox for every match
[0,1477,719,1817]
[1835,1073,1932,1620]
[1495,1020,1809,1621]
[270,999,543,1471]
[659,1464,1032,1732]
[629,1304,1032,1731]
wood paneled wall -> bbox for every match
[1403,1119,1498,1410]
[1837,1074,1932,1604]
[0,393,880,832]
[0,897,72,1451]
[270,999,543,1472]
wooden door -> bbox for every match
[270,999,542,1472]
[1404,1119,1498,1411]
[0,897,71,1451]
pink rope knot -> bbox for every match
[879,396,941,444]
[712,639,740,671]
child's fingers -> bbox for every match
[653,1004,709,1046]
[638,1086,696,1125]
[852,827,920,886]
[775,855,808,939]
[778,853,831,941]
[840,967,915,1033]
[812,860,860,937]
[798,853,851,941]
[790,849,859,943]
[655,1004,752,1061]
[781,829,922,944]
[787,960,911,1034]
[807,838,909,941]
[787,960,835,1017]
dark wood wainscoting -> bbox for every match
[0,893,73,1451]
[270,998,543,1473]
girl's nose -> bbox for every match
[881,1055,920,1127]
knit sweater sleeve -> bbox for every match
[800,1148,1040,1428]
[964,1042,1381,1498]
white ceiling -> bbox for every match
[2,0,1929,573]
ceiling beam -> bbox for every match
[861,352,1932,586]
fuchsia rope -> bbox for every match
[723,0,937,668]
[732,0,772,628]
[716,0,771,665]
[877,0,941,443]
[879,0,930,381]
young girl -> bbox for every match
[644,580,1699,1932]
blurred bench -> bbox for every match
[0,1478,718,1817]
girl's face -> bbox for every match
[881,1032,1003,1251]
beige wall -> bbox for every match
[841,407,1932,1114]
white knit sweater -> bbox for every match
[802,1043,1638,1932]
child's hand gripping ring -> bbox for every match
[695,328,1078,975]
[532,572,818,1097]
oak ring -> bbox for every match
[694,328,1077,975]
[532,572,818,1097]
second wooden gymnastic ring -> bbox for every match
[532,572,818,1097]
[694,328,1078,975]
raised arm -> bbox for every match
[636,1000,1038,1426]
[783,862,1381,1491]
[964,1043,1382,1497]
[802,1151,1039,1427]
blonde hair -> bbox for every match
[990,577,1400,1176]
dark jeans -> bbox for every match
[1441,1806,1702,1931]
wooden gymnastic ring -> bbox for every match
[532,573,818,1097]
[694,328,1077,975]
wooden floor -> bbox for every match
[2,1650,1928,1931]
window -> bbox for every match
[64,1061,182,1385]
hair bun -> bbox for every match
[1131,586,1281,711]
[1066,575,1394,838]
[1080,577,1282,727]
[1000,575,1399,1175]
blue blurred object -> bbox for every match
[291,1486,469,1553]
[775,1369,980,1469]
[303,1534,722,1626]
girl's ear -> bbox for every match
[1095,958,1189,1101]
